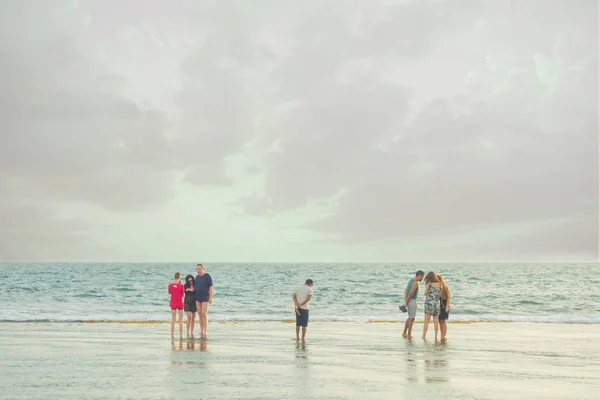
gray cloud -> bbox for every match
[241,0,598,256]
[0,193,92,261]
[0,2,176,211]
[0,0,596,260]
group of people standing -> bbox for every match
[167,264,214,339]
[402,270,451,341]
[167,265,315,342]
[167,265,449,343]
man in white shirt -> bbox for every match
[292,279,314,341]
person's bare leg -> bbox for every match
[440,320,447,340]
[178,309,184,340]
[403,319,409,337]
[200,302,206,338]
[433,315,439,341]
[407,318,415,339]
[301,327,307,341]
[296,326,300,340]
[185,312,191,336]
[422,313,430,339]
[205,303,210,337]
[190,312,196,337]
[200,303,209,338]
[196,301,204,337]
[190,311,195,336]
[170,309,176,339]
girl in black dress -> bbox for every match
[184,275,197,337]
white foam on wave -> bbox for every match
[455,313,600,324]
[208,312,600,324]
[1,312,599,324]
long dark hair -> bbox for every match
[184,274,195,289]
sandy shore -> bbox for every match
[1,322,598,399]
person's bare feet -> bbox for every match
[402,333,407,338]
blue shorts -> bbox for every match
[296,308,309,327]
[195,291,209,303]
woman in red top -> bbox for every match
[168,272,185,340]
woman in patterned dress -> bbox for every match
[422,271,442,340]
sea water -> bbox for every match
[0,262,598,324]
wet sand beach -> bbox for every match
[1,322,598,399]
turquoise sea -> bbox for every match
[1,263,599,324]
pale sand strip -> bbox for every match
[0,322,598,399]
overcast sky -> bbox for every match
[0,0,597,262]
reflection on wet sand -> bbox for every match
[295,341,308,360]
[403,340,419,384]
[170,338,209,366]
[170,360,208,366]
[403,339,449,384]
[3,322,598,400]
[171,340,183,352]
[294,339,311,397]
[171,339,208,352]
[424,340,449,383]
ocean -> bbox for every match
[1,262,599,324]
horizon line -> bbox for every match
[0,260,598,264]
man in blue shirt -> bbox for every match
[195,263,214,339]
[402,270,424,339]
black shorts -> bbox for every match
[184,302,197,313]
[440,299,450,320]
[296,308,309,327]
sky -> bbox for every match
[0,0,598,262]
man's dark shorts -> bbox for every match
[296,308,309,327]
